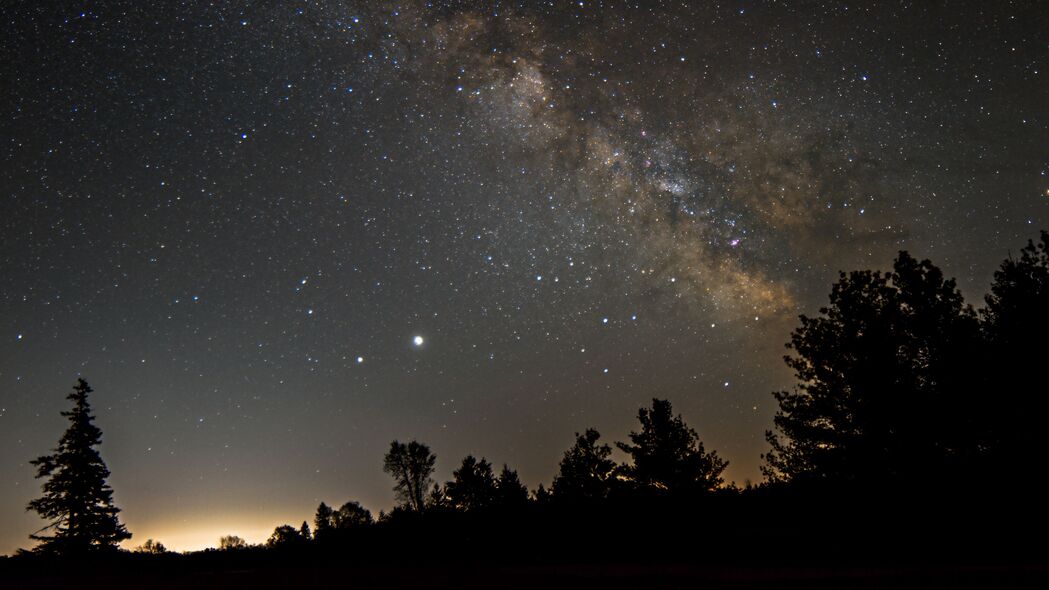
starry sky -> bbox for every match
[1,1,1046,553]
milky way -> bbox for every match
[1,1,1046,551]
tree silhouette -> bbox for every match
[26,378,131,554]
[552,428,616,503]
[332,501,373,528]
[445,455,498,512]
[531,483,552,506]
[219,535,247,550]
[134,538,167,554]
[383,440,436,513]
[617,399,727,495]
[267,524,305,548]
[764,252,982,486]
[313,502,334,536]
[983,231,1049,470]
[427,483,449,510]
[494,464,530,509]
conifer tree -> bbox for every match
[27,379,131,554]
[313,502,333,535]
[617,399,727,494]
[552,428,616,503]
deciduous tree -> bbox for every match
[383,440,436,512]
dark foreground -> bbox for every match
[5,491,1047,589]
[2,561,1049,590]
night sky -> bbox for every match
[2,1,1046,553]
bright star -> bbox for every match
[413,335,424,346]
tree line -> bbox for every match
[20,230,1049,556]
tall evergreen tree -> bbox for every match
[27,379,131,554]
[494,464,530,509]
[313,502,334,536]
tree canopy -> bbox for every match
[763,252,984,486]
[617,399,727,495]
[382,440,437,513]
[551,428,616,503]
[445,455,498,512]
[982,231,1049,469]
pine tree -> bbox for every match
[445,455,498,512]
[552,428,616,503]
[494,464,529,509]
[27,378,131,554]
[313,502,334,536]
[763,252,984,487]
[617,399,727,495]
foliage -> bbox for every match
[445,455,498,512]
[982,231,1049,466]
[219,535,248,550]
[134,538,167,554]
[427,483,449,510]
[332,501,373,528]
[26,379,132,554]
[494,464,530,509]
[617,399,727,494]
[551,428,616,503]
[313,502,333,535]
[267,524,306,548]
[383,440,437,513]
[764,252,982,485]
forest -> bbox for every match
[3,231,1047,589]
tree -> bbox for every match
[531,483,552,506]
[219,535,248,550]
[332,501,373,528]
[267,524,304,548]
[982,231,1049,469]
[551,428,616,503]
[27,378,131,554]
[427,483,449,511]
[299,521,311,540]
[383,440,436,513]
[617,399,727,495]
[314,502,334,535]
[495,464,530,509]
[445,455,498,512]
[134,538,167,554]
[764,252,982,486]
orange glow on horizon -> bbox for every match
[119,511,307,553]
